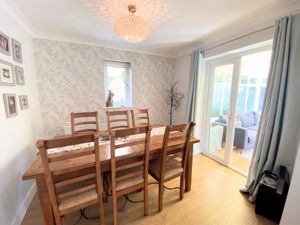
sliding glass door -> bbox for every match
[204,47,272,175]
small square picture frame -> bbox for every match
[3,93,18,118]
[0,31,10,56]
[0,59,15,86]
[12,38,23,63]
[15,66,25,85]
[19,95,29,110]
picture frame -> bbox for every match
[19,95,29,109]
[3,94,18,118]
[0,59,15,86]
[11,38,23,63]
[15,66,25,85]
[0,31,10,56]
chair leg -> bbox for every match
[103,179,109,203]
[112,194,118,225]
[54,215,62,225]
[144,186,148,216]
[158,182,164,212]
[53,208,62,225]
[180,175,184,200]
[98,201,105,225]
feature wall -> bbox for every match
[34,39,174,138]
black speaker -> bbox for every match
[255,166,289,223]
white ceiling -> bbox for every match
[3,0,300,57]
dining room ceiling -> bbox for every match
[3,0,300,57]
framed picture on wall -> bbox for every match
[11,38,23,63]
[15,66,25,85]
[0,31,10,56]
[19,95,29,109]
[0,60,15,86]
[3,94,18,118]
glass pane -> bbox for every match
[259,87,266,112]
[240,76,248,84]
[236,86,247,113]
[263,78,268,85]
[249,78,257,84]
[232,50,271,174]
[246,87,256,112]
[106,66,127,106]
[208,64,234,161]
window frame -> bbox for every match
[104,60,132,107]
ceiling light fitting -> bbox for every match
[115,5,149,43]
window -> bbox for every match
[104,61,132,107]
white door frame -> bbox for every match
[202,44,272,174]
[203,58,240,166]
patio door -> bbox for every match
[205,60,240,166]
[203,47,272,175]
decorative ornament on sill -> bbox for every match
[106,90,114,107]
[115,4,149,43]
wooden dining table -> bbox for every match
[22,133,200,225]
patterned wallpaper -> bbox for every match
[33,39,174,138]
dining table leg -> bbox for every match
[185,144,193,192]
[36,176,55,225]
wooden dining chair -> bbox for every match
[107,126,152,225]
[36,133,105,225]
[71,111,99,135]
[131,108,150,127]
[148,122,195,212]
[106,110,130,131]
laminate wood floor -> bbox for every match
[21,155,276,225]
[212,147,253,174]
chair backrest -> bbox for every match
[106,110,130,131]
[71,111,99,135]
[131,109,150,127]
[160,122,196,180]
[110,126,152,193]
[36,133,103,215]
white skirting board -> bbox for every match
[11,183,36,225]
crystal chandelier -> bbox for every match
[115,5,149,43]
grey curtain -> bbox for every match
[186,49,203,122]
[245,14,300,202]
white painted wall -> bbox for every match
[173,53,191,124]
[173,53,203,155]
[0,5,42,225]
[280,143,300,225]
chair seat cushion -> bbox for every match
[149,158,183,181]
[105,166,144,192]
[116,174,144,191]
[58,189,98,215]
